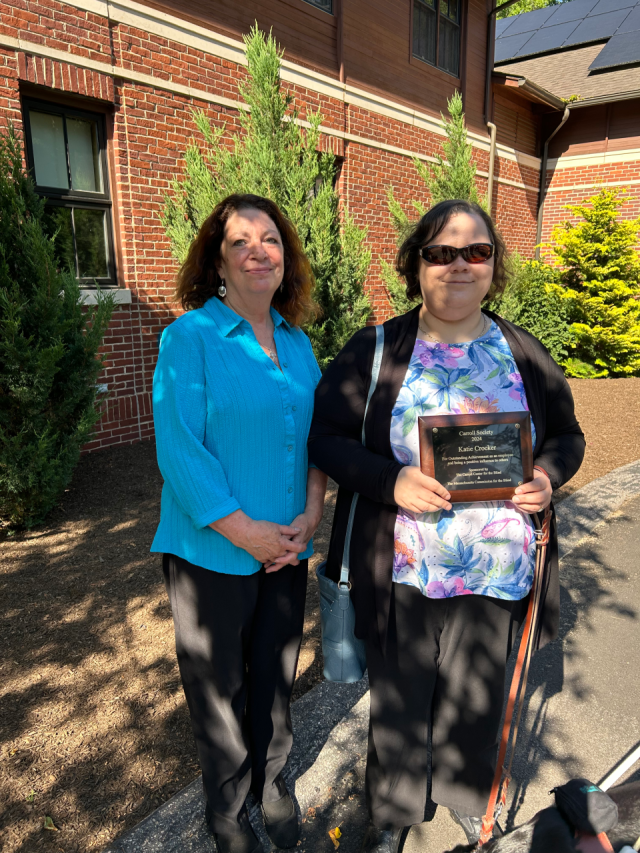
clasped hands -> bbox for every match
[210,509,320,573]
[393,465,553,514]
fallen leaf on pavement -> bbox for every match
[329,826,342,848]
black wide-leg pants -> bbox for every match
[162,554,308,836]
[365,582,522,829]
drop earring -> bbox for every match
[279,282,284,292]
[218,279,226,298]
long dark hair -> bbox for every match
[175,193,317,327]
[395,199,508,303]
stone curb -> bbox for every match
[555,459,640,560]
[104,459,640,852]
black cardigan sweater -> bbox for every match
[308,306,585,654]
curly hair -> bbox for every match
[175,193,317,327]
[396,199,508,304]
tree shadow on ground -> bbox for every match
[505,501,639,829]
[0,442,335,853]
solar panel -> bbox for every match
[589,29,640,68]
[614,4,640,33]
[513,20,580,56]
[494,31,536,62]
[562,8,632,45]
[497,5,558,37]
[586,0,637,18]
[543,0,599,26]
[496,17,515,37]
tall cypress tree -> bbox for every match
[162,26,371,369]
[0,125,114,528]
[382,91,483,314]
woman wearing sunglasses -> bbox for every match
[309,200,585,852]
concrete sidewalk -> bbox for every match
[105,461,640,853]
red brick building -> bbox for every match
[494,0,640,256]
[1,0,557,451]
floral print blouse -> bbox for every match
[391,319,537,601]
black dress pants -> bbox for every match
[366,582,522,829]
[162,554,307,835]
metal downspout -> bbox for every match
[486,121,497,215]
[535,106,570,259]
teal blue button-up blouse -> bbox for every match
[150,296,321,574]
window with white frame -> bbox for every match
[22,98,117,287]
[413,0,461,77]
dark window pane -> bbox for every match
[43,206,76,275]
[30,111,69,189]
[67,118,103,192]
[302,0,332,10]
[74,208,109,278]
[439,17,460,75]
[440,0,459,22]
[414,0,437,64]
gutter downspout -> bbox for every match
[486,121,497,215]
[535,106,570,259]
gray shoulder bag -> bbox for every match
[315,325,384,683]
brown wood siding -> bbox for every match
[492,91,539,156]
[136,0,491,138]
[547,104,608,158]
[144,0,338,78]
[607,99,640,152]
[463,0,489,133]
[343,0,456,121]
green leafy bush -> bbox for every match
[497,0,558,18]
[548,188,640,377]
[382,91,484,315]
[162,26,371,370]
[487,254,571,363]
[0,126,114,528]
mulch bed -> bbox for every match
[1,378,638,853]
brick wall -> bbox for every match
[541,158,640,255]
[1,0,543,451]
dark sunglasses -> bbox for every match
[420,243,494,265]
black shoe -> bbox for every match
[260,776,299,849]
[449,809,483,845]
[205,808,264,853]
[359,823,406,853]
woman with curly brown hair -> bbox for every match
[151,194,327,853]
[309,200,585,852]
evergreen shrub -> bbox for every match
[162,27,371,370]
[547,188,640,378]
[486,254,571,364]
[0,125,114,528]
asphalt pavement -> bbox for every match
[105,462,640,853]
